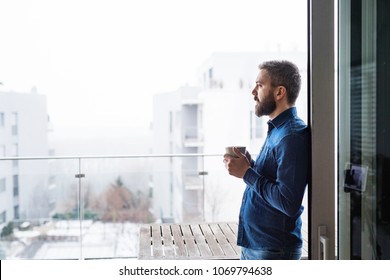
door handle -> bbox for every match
[318,225,329,260]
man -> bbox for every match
[223,60,310,260]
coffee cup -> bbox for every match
[225,146,246,158]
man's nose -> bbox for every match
[251,87,257,96]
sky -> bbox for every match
[0,0,307,130]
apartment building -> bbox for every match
[0,90,50,226]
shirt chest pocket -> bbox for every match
[256,147,277,181]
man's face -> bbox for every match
[252,69,276,117]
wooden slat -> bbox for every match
[229,222,238,235]
[151,224,163,258]
[228,223,242,256]
[190,224,213,257]
[161,225,175,258]
[209,223,236,257]
[180,224,200,257]
[138,225,152,259]
[171,224,187,257]
[199,224,224,257]
[219,223,241,254]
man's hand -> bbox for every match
[223,147,251,178]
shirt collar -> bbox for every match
[267,107,297,131]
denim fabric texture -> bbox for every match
[240,247,302,260]
[238,107,310,253]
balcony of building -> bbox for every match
[182,127,204,148]
[0,154,308,260]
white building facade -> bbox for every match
[0,90,50,226]
[152,86,203,222]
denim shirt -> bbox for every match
[238,107,310,249]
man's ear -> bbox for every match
[275,86,287,100]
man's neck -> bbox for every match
[269,105,293,120]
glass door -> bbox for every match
[338,0,390,259]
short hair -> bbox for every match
[258,60,301,105]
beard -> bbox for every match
[255,90,276,117]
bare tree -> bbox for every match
[96,177,154,223]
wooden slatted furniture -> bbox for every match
[138,222,241,260]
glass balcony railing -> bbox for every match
[0,154,308,260]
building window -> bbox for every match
[169,111,173,133]
[13,205,19,220]
[11,112,18,136]
[0,112,4,127]
[11,144,19,168]
[208,67,213,79]
[0,178,5,193]
[198,105,203,132]
[0,211,6,223]
[250,111,265,139]
[13,175,19,197]
[208,67,217,88]
[11,143,18,156]
[255,117,264,138]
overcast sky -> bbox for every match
[0,0,307,129]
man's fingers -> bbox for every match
[233,147,245,158]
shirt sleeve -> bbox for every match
[243,134,309,217]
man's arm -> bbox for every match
[243,135,309,217]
